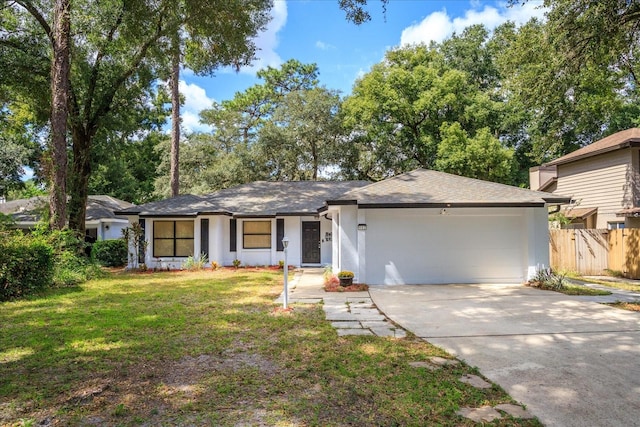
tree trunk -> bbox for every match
[68,127,92,237]
[49,0,71,230]
[312,142,318,180]
[170,34,181,198]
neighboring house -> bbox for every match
[117,169,568,285]
[0,195,134,241]
[530,128,640,229]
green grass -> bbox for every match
[559,284,612,296]
[0,270,541,426]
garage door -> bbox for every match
[365,209,525,285]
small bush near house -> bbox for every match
[33,226,104,287]
[52,243,104,286]
[182,253,208,271]
[527,268,567,291]
[0,235,54,301]
[322,264,333,282]
[92,239,128,267]
[232,259,241,269]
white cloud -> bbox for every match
[316,40,335,50]
[164,80,215,133]
[400,2,546,46]
[180,110,211,134]
[179,80,215,113]
[242,0,287,73]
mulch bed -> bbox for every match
[324,282,369,292]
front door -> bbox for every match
[302,221,321,264]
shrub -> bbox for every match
[183,253,208,271]
[279,260,285,269]
[232,259,241,269]
[528,267,567,291]
[211,261,219,270]
[323,264,333,282]
[0,236,54,301]
[92,239,128,267]
[33,227,104,287]
[53,249,104,287]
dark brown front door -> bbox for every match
[302,221,321,264]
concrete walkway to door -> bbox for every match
[369,283,640,427]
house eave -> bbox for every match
[545,139,640,167]
[538,177,557,192]
[138,213,199,218]
[356,202,549,209]
[325,199,358,206]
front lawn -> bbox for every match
[0,270,539,426]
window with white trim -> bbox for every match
[608,222,626,230]
[153,220,194,257]
[243,220,271,249]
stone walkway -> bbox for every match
[275,268,405,337]
[274,269,534,423]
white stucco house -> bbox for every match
[116,169,570,285]
[0,195,133,242]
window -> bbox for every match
[153,220,194,257]
[243,220,271,249]
[608,222,626,230]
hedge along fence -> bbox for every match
[0,238,54,301]
[92,239,128,267]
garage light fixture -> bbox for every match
[440,208,448,215]
[358,224,367,230]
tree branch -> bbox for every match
[89,10,167,133]
[14,0,53,45]
[84,3,125,126]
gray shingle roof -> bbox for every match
[116,194,217,217]
[117,181,371,217]
[545,128,640,166]
[0,195,134,223]
[328,169,571,207]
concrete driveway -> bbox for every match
[369,284,640,427]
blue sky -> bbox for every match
[178,0,546,132]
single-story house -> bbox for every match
[117,169,570,285]
[0,195,134,241]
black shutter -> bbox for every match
[230,219,237,252]
[200,218,209,258]
[276,218,285,251]
[138,219,146,262]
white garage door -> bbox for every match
[365,209,525,285]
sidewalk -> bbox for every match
[568,277,640,303]
[275,268,406,338]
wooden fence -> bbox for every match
[549,229,640,278]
